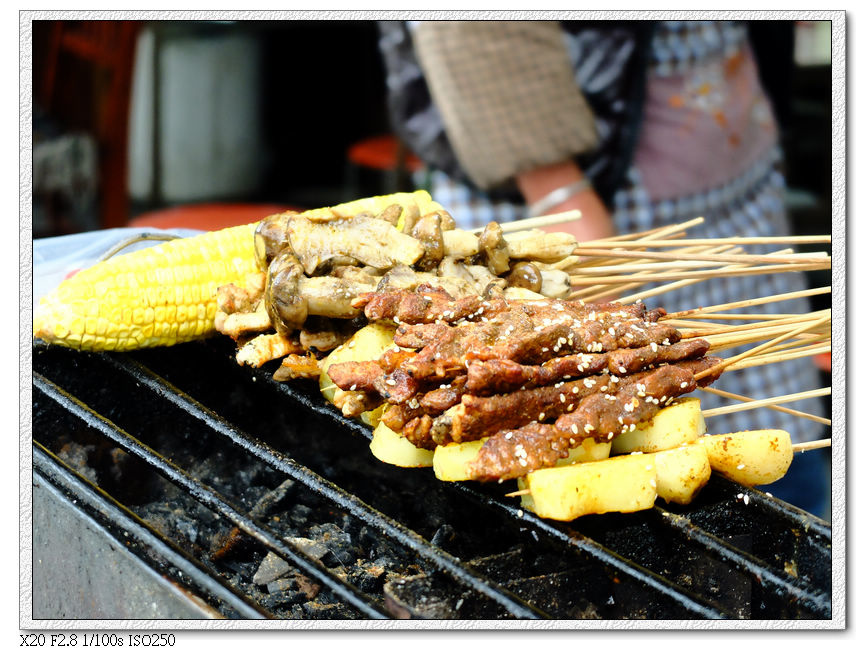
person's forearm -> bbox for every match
[516,160,616,242]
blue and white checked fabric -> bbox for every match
[648,21,750,77]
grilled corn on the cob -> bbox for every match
[32,191,444,353]
[33,222,259,351]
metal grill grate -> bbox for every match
[31,338,831,620]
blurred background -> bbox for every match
[30,19,832,237]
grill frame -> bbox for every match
[25,338,837,627]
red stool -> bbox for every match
[128,203,298,232]
[346,134,423,196]
[814,352,831,373]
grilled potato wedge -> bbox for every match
[369,420,434,468]
[433,437,611,482]
[319,322,396,419]
[653,444,712,505]
[611,397,706,454]
[518,453,658,521]
[697,429,793,487]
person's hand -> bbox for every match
[516,160,616,244]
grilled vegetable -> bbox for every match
[519,453,658,521]
[611,397,706,454]
[697,429,793,486]
[369,419,435,468]
[319,323,397,417]
[433,436,611,482]
[33,222,258,351]
[653,444,712,505]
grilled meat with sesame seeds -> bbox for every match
[467,359,723,481]
[326,360,383,393]
[464,338,709,395]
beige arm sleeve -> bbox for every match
[412,21,598,190]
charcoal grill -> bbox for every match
[28,335,833,624]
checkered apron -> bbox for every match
[418,22,827,445]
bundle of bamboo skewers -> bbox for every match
[506,210,832,453]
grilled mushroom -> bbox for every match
[254,212,293,271]
[478,222,510,275]
[266,250,308,335]
[412,212,445,271]
[506,261,543,293]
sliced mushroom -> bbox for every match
[411,212,445,271]
[286,215,424,274]
[376,203,403,227]
[503,286,546,300]
[254,212,293,271]
[299,276,377,319]
[266,250,308,335]
[504,230,577,262]
[400,201,421,234]
[377,264,478,298]
[478,222,510,275]
[438,256,476,286]
[538,269,572,299]
[442,229,480,258]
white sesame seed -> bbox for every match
[743,495,750,505]
[560,394,566,403]
[680,381,689,389]
[349,384,357,391]
[650,479,657,488]
[571,424,579,434]
[737,463,745,470]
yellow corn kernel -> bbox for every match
[33,222,259,351]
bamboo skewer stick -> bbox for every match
[580,235,831,247]
[694,315,832,381]
[581,217,706,244]
[613,248,796,304]
[474,209,584,234]
[571,245,742,302]
[662,286,831,319]
[571,247,828,267]
[675,312,812,321]
[792,438,831,452]
[682,309,831,339]
[726,343,831,370]
[747,336,831,358]
[702,387,831,418]
[698,386,831,426]
[568,262,830,286]
[707,328,829,354]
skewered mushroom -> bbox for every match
[254,212,293,271]
[506,261,543,293]
[266,250,308,335]
[478,222,510,275]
